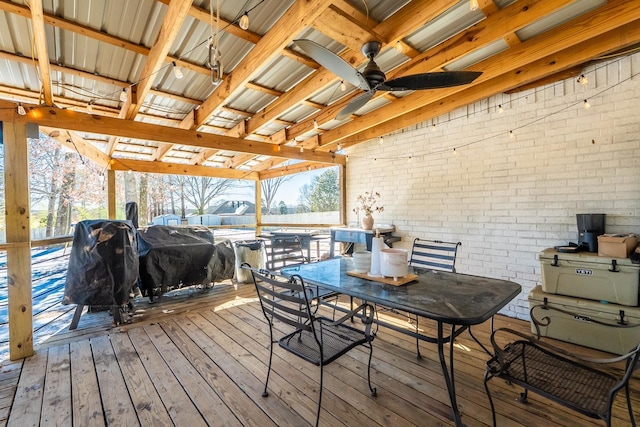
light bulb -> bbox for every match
[431,123,437,131]
[172,61,183,79]
[120,88,128,102]
[396,40,402,52]
[299,146,304,153]
[87,101,93,113]
[379,136,384,144]
[578,74,588,86]
[498,104,504,113]
[239,12,249,30]
[453,148,458,155]
[509,130,515,139]
[346,155,349,162]
[583,99,591,109]
[17,103,26,115]
[470,0,479,11]
[337,143,342,151]
[313,119,319,130]
[340,80,346,91]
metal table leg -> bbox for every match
[437,322,464,427]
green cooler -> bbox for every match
[528,285,640,354]
[539,248,640,306]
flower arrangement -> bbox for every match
[353,190,384,217]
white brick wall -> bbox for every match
[345,52,640,320]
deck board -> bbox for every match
[1,281,638,427]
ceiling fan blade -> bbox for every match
[379,71,483,91]
[336,90,376,120]
[293,39,370,90]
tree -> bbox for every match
[261,175,292,214]
[309,169,339,212]
[278,200,288,214]
[182,176,236,215]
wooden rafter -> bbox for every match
[27,0,53,105]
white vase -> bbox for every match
[361,214,374,230]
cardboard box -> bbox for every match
[597,234,638,258]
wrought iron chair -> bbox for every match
[484,304,640,427]
[407,238,463,357]
[264,235,308,271]
[247,266,377,427]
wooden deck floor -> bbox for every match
[0,281,638,427]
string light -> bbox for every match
[337,143,342,151]
[379,136,384,144]
[583,99,591,109]
[498,104,504,113]
[87,101,93,113]
[453,148,458,155]
[313,119,319,130]
[432,122,437,131]
[577,74,588,86]
[239,12,249,30]
[396,40,402,52]
[119,88,128,102]
[17,103,26,115]
[509,130,515,139]
[172,61,184,79]
[469,0,479,11]
[340,81,346,91]
[299,146,304,153]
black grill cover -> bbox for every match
[62,220,138,306]
[137,225,215,295]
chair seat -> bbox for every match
[487,341,617,418]
[280,317,370,366]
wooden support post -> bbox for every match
[255,180,262,236]
[339,163,346,226]
[107,169,116,219]
[3,121,34,360]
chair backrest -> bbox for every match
[409,238,461,272]
[249,267,316,334]
[264,236,308,271]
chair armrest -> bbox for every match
[327,303,375,326]
[490,305,640,367]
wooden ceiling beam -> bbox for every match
[109,158,259,180]
[124,0,192,119]
[27,0,53,105]
[0,102,344,164]
[245,82,284,98]
[259,161,335,180]
[312,5,382,52]
[182,0,334,131]
[41,127,111,168]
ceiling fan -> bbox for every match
[294,39,483,120]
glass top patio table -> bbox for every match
[281,257,521,427]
